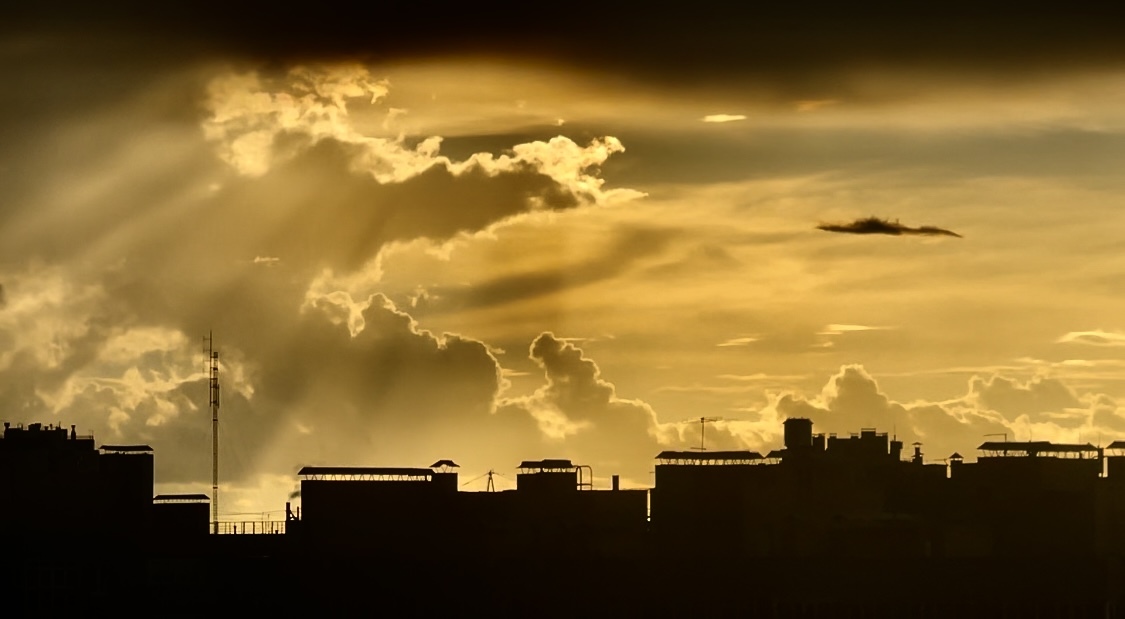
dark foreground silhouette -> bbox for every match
[4,418,1125,617]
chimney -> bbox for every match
[70,425,76,440]
[612,475,620,491]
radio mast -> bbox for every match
[205,332,220,534]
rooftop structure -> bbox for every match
[977,442,1099,458]
[517,459,576,472]
[656,450,764,464]
[153,494,210,503]
[100,444,154,454]
[297,466,435,481]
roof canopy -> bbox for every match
[430,459,460,468]
[298,466,434,480]
[99,444,153,453]
[517,459,575,471]
[153,494,210,503]
[656,450,764,464]
[977,441,1098,456]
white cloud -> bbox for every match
[796,99,838,112]
[1057,330,1125,347]
[203,64,645,205]
[718,373,809,382]
[717,336,759,347]
[701,114,747,123]
[818,324,890,336]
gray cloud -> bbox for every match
[968,375,1083,419]
[817,216,962,238]
[413,226,676,317]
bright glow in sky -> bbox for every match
[5,8,1125,515]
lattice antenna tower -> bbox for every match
[204,331,221,534]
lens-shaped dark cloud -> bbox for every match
[817,216,962,238]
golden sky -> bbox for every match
[4,5,1125,514]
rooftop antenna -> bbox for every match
[204,331,220,534]
[461,469,504,492]
[688,417,722,451]
[984,432,1008,442]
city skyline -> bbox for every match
[4,5,1125,515]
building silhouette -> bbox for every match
[5,416,1125,616]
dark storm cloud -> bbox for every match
[817,216,962,238]
[5,4,1125,93]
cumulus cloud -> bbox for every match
[492,332,750,479]
[0,61,646,508]
[816,216,962,238]
[202,64,644,205]
[496,333,669,473]
[757,365,1123,462]
[967,374,1083,420]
